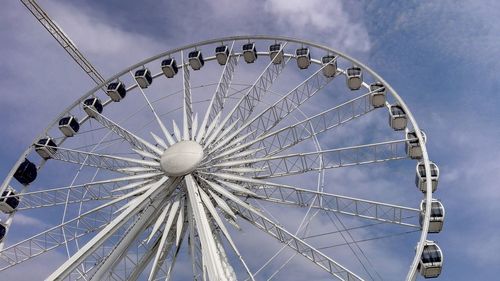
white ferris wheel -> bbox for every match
[0,4,445,281]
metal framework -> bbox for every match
[1,10,442,280]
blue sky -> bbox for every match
[1,0,499,280]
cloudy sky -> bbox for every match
[1,0,499,280]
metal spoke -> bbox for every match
[89,108,164,156]
[211,139,409,178]
[46,177,178,280]
[205,43,290,147]
[0,190,134,271]
[215,91,376,160]
[198,41,239,143]
[228,201,363,281]
[181,50,193,140]
[51,146,160,172]
[208,61,335,155]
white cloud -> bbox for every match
[263,0,371,53]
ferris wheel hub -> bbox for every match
[160,140,204,176]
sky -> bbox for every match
[1,0,500,280]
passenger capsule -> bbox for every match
[0,222,6,243]
[106,81,127,102]
[243,43,257,63]
[215,45,229,65]
[0,188,20,214]
[13,158,37,185]
[58,116,79,137]
[415,161,439,193]
[296,47,311,69]
[420,199,445,233]
[346,66,363,90]
[269,43,283,64]
[321,55,337,78]
[35,137,58,159]
[161,58,178,78]
[369,82,386,108]
[388,104,407,130]
[406,130,427,159]
[418,241,443,278]
[135,68,153,88]
[83,97,103,118]
[188,50,204,70]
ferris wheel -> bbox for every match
[0,34,445,281]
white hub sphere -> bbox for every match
[160,141,204,176]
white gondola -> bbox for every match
[215,45,229,65]
[406,130,427,159]
[418,240,443,278]
[0,188,20,214]
[35,137,58,159]
[13,158,37,185]
[83,97,103,118]
[420,199,445,233]
[369,82,386,108]
[388,104,407,130]
[415,161,439,193]
[346,66,363,90]
[161,58,178,78]
[106,81,127,102]
[58,116,79,137]
[134,68,153,88]
[242,43,257,63]
[0,221,6,243]
[188,50,204,70]
[269,43,283,64]
[321,55,337,77]
[296,47,311,69]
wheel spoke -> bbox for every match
[205,43,290,147]
[209,174,419,227]
[46,177,178,280]
[15,174,159,210]
[51,146,160,172]
[227,200,363,281]
[87,107,164,156]
[181,50,193,140]
[198,41,239,142]
[208,60,336,155]
[211,139,409,178]
[215,91,376,160]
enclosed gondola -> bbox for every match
[242,42,257,63]
[35,137,58,159]
[188,50,204,70]
[415,161,439,193]
[420,199,445,233]
[0,188,20,213]
[418,240,443,278]
[161,58,178,78]
[134,68,153,88]
[369,82,386,108]
[58,116,79,137]
[269,43,283,64]
[296,47,311,69]
[13,158,37,185]
[106,81,127,102]
[215,45,229,65]
[83,97,103,118]
[406,130,427,159]
[0,221,6,243]
[321,55,337,77]
[388,104,407,130]
[346,66,363,90]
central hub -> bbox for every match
[160,140,204,177]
